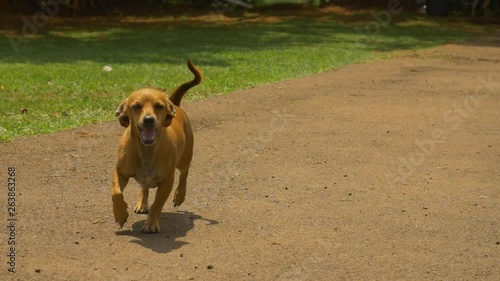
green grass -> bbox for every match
[0,13,488,141]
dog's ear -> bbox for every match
[162,102,177,127]
[115,98,130,128]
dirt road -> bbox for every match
[1,30,499,280]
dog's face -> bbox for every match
[115,89,177,146]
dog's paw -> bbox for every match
[141,219,160,233]
[133,202,149,214]
[113,201,129,228]
[173,190,185,207]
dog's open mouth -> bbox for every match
[138,127,158,146]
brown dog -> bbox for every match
[112,60,202,233]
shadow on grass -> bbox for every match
[0,14,486,66]
[115,211,218,253]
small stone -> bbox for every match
[35,269,41,273]
[207,265,214,270]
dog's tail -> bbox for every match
[169,59,203,107]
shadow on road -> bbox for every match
[115,211,218,253]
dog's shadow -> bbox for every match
[115,211,218,253]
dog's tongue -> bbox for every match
[141,128,157,144]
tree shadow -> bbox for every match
[115,211,218,253]
[1,11,490,66]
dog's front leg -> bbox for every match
[142,172,175,233]
[112,170,129,228]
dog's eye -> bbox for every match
[132,103,142,110]
[154,104,165,110]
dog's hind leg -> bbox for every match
[173,144,192,207]
[173,169,189,207]
[134,187,150,214]
[173,126,193,208]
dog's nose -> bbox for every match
[143,116,155,126]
